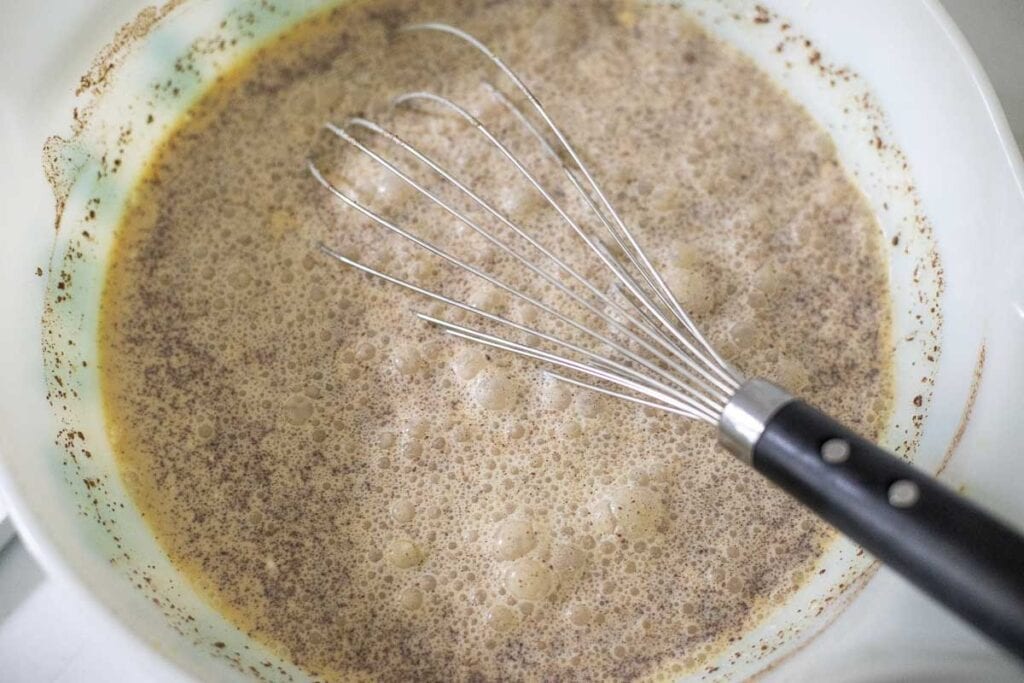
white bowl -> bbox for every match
[0,0,1022,680]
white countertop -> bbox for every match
[0,0,1021,680]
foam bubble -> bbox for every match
[195,422,215,440]
[504,558,554,601]
[560,420,583,440]
[393,345,424,375]
[355,342,377,362]
[390,499,415,524]
[452,348,487,381]
[282,395,314,425]
[470,370,516,411]
[565,604,593,626]
[386,539,424,569]
[486,604,517,633]
[404,419,428,438]
[591,485,666,540]
[664,262,722,316]
[492,519,538,561]
[550,543,587,577]
[399,586,424,610]
[541,377,572,411]
[227,268,252,289]
[575,392,604,418]
[496,184,544,218]
[775,356,810,392]
[467,285,505,312]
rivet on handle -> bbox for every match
[888,479,920,508]
[820,438,851,464]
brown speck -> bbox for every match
[912,395,923,407]
[35,267,43,277]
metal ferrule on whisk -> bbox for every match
[717,379,794,465]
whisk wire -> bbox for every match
[327,118,730,405]
[310,152,725,415]
[542,371,705,419]
[480,81,699,346]
[312,23,746,421]
[417,312,719,422]
[481,83,724,375]
[389,91,736,398]
[403,23,738,388]
[316,243,717,422]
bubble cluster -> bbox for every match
[99,0,894,680]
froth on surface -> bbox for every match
[100,0,893,680]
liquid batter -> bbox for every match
[100,1,892,679]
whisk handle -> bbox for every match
[751,396,1024,659]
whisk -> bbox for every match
[309,23,1024,657]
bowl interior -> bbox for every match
[3,0,1022,680]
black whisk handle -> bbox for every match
[753,398,1024,659]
